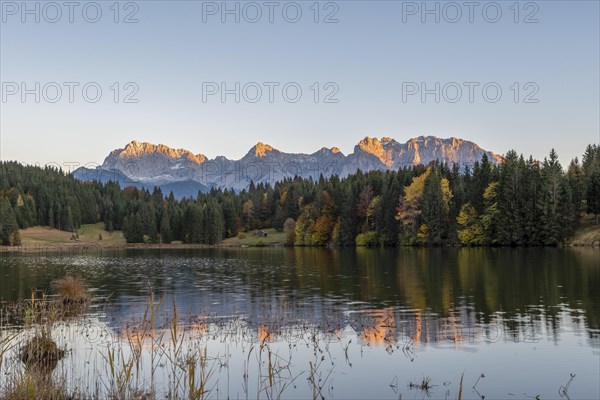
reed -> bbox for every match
[52,276,91,305]
[0,277,502,400]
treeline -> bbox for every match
[1,144,599,247]
[0,162,98,245]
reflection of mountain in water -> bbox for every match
[105,301,597,353]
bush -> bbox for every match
[237,232,246,240]
[355,231,378,247]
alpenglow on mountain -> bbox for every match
[73,136,502,198]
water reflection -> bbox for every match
[1,247,598,347]
[0,247,598,398]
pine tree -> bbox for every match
[497,151,524,245]
[0,198,19,246]
[204,201,224,244]
[379,175,401,245]
[122,214,131,240]
[587,170,600,224]
[284,186,299,220]
[567,158,586,220]
[338,185,357,246]
[221,198,238,237]
[422,170,446,245]
[131,212,145,243]
[539,149,563,245]
[123,212,144,243]
[160,209,172,244]
[582,144,600,223]
[48,206,55,229]
[182,204,203,243]
[469,154,493,213]
[104,206,114,232]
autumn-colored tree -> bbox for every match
[294,206,312,246]
[356,185,374,229]
[283,217,296,246]
[396,172,428,235]
[480,182,500,244]
[367,195,381,231]
[457,203,485,245]
[396,168,452,244]
[312,215,332,245]
[242,200,254,229]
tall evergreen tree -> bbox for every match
[0,198,20,246]
[422,170,446,245]
[160,209,172,244]
[587,170,600,224]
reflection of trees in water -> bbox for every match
[360,307,397,348]
[347,304,596,350]
[102,300,597,353]
[2,248,598,346]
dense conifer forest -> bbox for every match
[1,145,599,247]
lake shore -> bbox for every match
[3,221,599,254]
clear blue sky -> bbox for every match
[1,0,598,168]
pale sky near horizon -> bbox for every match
[1,0,599,168]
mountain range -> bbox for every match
[73,136,502,198]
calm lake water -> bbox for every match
[1,248,599,399]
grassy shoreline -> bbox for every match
[3,220,599,254]
[566,214,600,246]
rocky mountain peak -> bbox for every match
[316,146,343,155]
[123,141,206,164]
[80,135,504,197]
[356,136,394,166]
[251,142,277,157]
[357,137,383,155]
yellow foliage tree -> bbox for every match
[396,168,453,238]
[457,203,485,245]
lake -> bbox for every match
[0,247,598,399]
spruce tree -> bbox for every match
[422,170,445,245]
[587,170,600,224]
[0,198,19,246]
[160,209,172,244]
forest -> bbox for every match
[1,145,599,247]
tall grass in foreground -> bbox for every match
[1,289,72,399]
[52,276,91,305]
[0,276,481,399]
[0,283,222,399]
